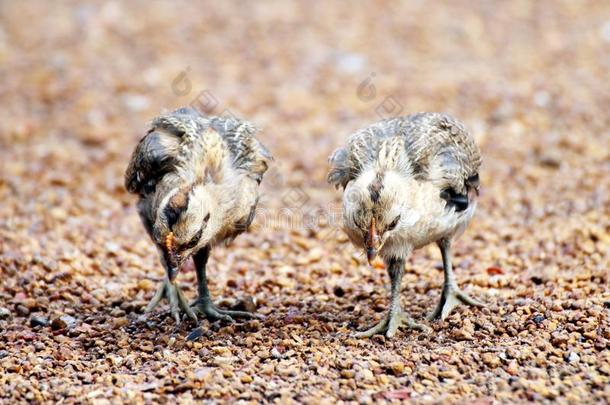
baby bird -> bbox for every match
[328,112,484,338]
[125,108,272,324]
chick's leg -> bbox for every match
[145,277,197,324]
[191,247,260,322]
[355,257,426,338]
[428,238,485,320]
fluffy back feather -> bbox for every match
[328,112,481,194]
[125,108,273,196]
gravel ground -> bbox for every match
[1,1,609,403]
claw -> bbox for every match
[145,282,166,313]
[354,316,389,338]
[354,309,428,338]
[144,279,197,323]
[176,286,197,321]
[428,285,485,321]
[191,298,262,323]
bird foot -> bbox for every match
[145,279,197,324]
[427,284,485,321]
[354,308,429,338]
[190,298,264,323]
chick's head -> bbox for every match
[343,170,412,263]
[153,183,212,280]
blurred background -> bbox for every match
[0,1,608,403]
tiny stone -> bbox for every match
[15,305,30,317]
[61,315,77,329]
[104,241,121,254]
[30,316,49,327]
[50,317,67,331]
[187,327,204,342]
[439,369,459,379]
[532,314,545,324]
[137,279,154,291]
[551,332,569,346]
[389,362,404,375]
[453,327,474,341]
[256,350,270,360]
[231,296,257,313]
[22,298,38,310]
[356,368,375,382]
[0,307,10,319]
[481,353,501,368]
[506,360,519,376]
[270,347,283,359]
[112,317,129,329]
[567,352,580,363]
[333,285,345,297]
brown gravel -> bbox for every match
[1,1,609,404]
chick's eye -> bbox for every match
[183,228,203,250]
[164,205,181,229]
[388,215,400,231]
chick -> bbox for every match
[125,108,272,323]
[328,112,484,338]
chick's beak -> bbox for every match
[164,232,180,283]
[366,247,377,264]
[365,218,379,265]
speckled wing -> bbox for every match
[124,116,184,195]
[126,108,272,195]
[328,112,481,193]
[206,116,273,184]
[328,121,398,189]
[396,113,481,194]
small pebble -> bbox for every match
[186,327,204,342]
[50,315,76,331]
[0,307,11,319]
[15,305,29,317]
[532,314,545,324]
[567,352,580,363]
[231,296,257,313]
[30,316,49,327]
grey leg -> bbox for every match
[428,238,485,320]
[191,246,262,322]
[145,277,197,324]
[355,257,426,338]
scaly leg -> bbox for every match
[191,246,262,322]
[428,238,485,320]
[145,277,197,324]
[355,257,427,338]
